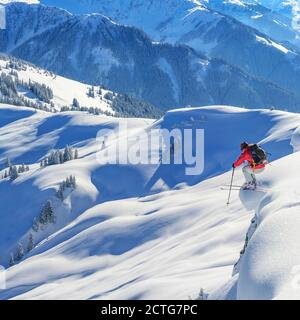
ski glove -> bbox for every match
[232,163,235,168]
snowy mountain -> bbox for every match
[0,54,161,118]
[0,0,38,3]
[34,0,300,103]
[38,0,300,47]
[1,3,300,112]
[205,0,300,50]
[0,102,300,299]
[258,0,296,15]
[38,0,300,37]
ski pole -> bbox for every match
[227,167,235,205]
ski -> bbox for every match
[222,184,265,188]
[222,184,268,189]
[220,187,268,192]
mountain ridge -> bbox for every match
[1,2,300,112]
[32,0,300,101]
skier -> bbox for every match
[232,142,267,190]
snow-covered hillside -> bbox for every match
[0,103,300,299]
[0,55,113,113]
[211,150,300,300]
[2,3,300,111]
[0,54,161,118]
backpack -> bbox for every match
[249,144,267,165]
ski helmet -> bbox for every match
[240,142,248,150]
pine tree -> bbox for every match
[63,145,73,162]
[27,233,34,252]
[59,150,64,164]
[56,184,64,200]
[47,151,54,165]
[32,217,39,232]
[87,87,95,98]
[72,98,80,110]
[70,175,76,188]
[56,176,77,200]
[16,242,24,261]
[74,149,78,159]
[9,253,15,266]
[47,200,56,224]
[54,150,61,164]
[9,165,19,181]
[39,200,56,225]
[65,176,71,188]
[5,157,11,168]
[197,288,208,300]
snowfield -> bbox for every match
[0,103,300,299]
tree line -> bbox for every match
[9,174,78,266]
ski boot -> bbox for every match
[242,181,257,190]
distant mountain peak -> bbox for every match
[0,0,39,3]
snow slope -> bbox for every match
[0,55,114,113]
[211,150,300,300]
[0,103,300,299]
[0,55,161,118]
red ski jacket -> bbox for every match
[233,147,265,169]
